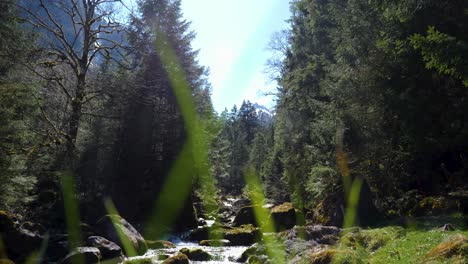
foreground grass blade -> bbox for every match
[60,172,83,264]
[104,199,138,257]
[145,25,222,241]
[244,166,285,263]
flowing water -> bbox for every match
[124,240,248,263]
[124,197,250,263]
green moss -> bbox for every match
[271,203,294,213]
[225,224,258,235]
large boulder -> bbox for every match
[0,211,42,261]
[237,243,266,262]
[179,248,212,261]
[284,225,341,245]
[87,236,123,261]
[233,206,259,227]
[59,247,101,264]
[162,252,189,264]
[95,215,147,255]
[199,239,231,247]
[187,226,210,241]
[146,240,176,249]
[270,203,297,231]
[224,225,261,246]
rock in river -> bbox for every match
[224,224,261,246]
[96,214,147,255]
[162,252,189,264]
[87,236,124,261]
[179,248,212,261]
[270,202,297,231]
[59,247,101,264]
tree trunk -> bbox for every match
[66,74,85,164]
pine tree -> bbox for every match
[0,0,40,212]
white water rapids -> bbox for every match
[124,240,248,263]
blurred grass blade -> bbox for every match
[343,178,363,228]
[145,25,222,241]
[244,166,285,263]
[104,198,138,257]
[60,172,84,264]
[144,143,195,239]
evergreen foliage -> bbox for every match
[0,0,466,235]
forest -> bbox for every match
[0,0,467,263]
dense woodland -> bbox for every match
[0,0,467,263]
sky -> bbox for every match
[122,0,291,113]
[180,0,291,112]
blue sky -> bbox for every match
[122,0,291,113]
[180,0,291,112]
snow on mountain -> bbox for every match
[253,103,274,117]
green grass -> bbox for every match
[370,229,467,263]
[330,218,468,264]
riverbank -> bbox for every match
[1,195,467,263]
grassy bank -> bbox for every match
[314,215,468,263]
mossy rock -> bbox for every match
[187,226,210,241]
[87,236,123,261]
[146,240,176,249]
[233,206,260,227]
[95,214,147,255]
[237,243,266,262]
[285,225,341,245]
[224,224,261,246]
[162,252,189,264]
[179,248,212,261]
[199,239,230,247]
[0,259,15,264]
[270,202,296,231]
[425,234,468,262]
